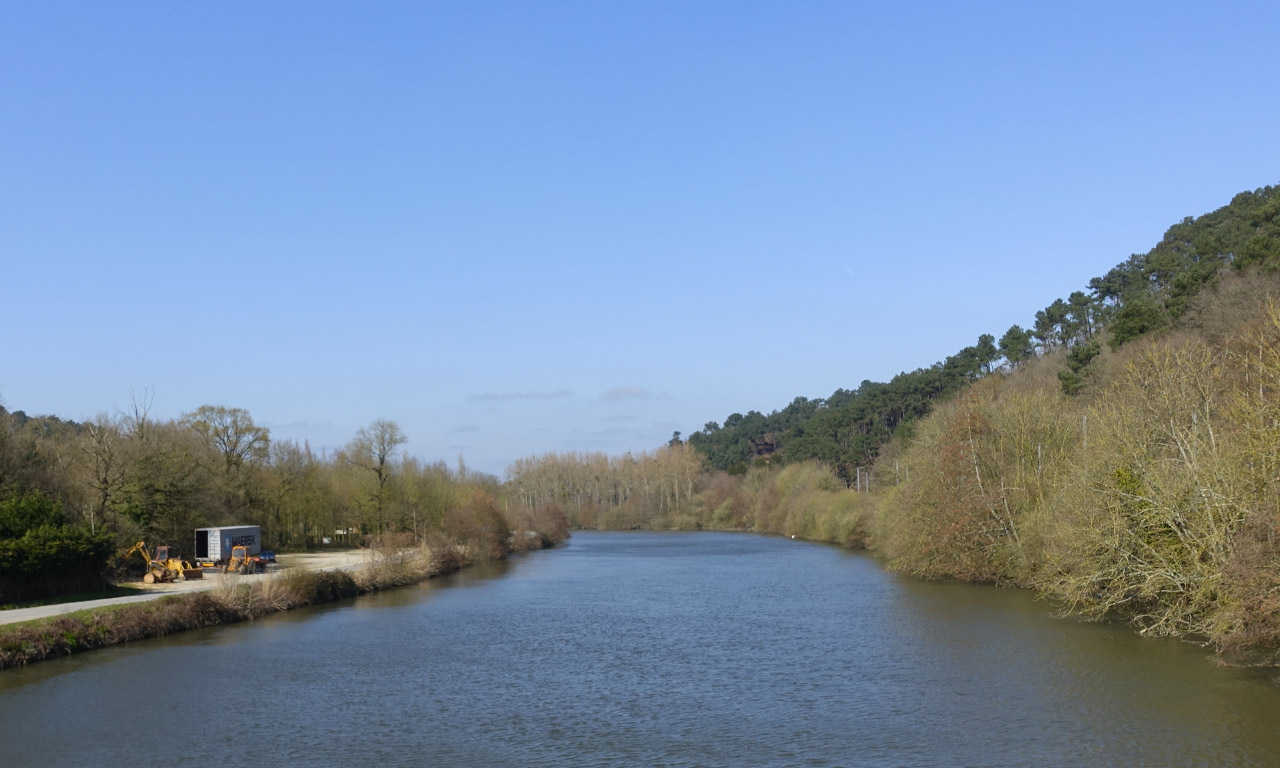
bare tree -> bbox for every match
[346,419,407,533]
[78,413,126,533]
[182,404,270,473]
[121,386,154,443]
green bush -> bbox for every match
[0,494,115,603]
[0,493,66,538]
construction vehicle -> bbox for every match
[194,525,261,568]
[156,544,203,580]
[222,545,266,575]
[121,541,204,583]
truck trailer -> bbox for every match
[194,525,261,567]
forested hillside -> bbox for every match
[689,185,1280,484]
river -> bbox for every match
[2,531,1278,767]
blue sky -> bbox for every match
[3,1,1278,476]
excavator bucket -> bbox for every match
[183,564,204,579]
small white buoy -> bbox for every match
[791,535,796,539]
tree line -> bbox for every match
[506,444,704,530]
[0,400,567,603]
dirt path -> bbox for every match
[0,550,371,627]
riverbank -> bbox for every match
[0,550,369,627]
[0,541,546,670]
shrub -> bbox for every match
[0,495,115,603]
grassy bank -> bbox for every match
[0,538,552,671]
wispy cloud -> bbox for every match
[471,389,572,402]
[600,385,651,402]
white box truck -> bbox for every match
[194,525,261,567]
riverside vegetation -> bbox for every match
[506,185,1280,667]
[0,405,569,606]
[0,530,557,670]
[0,406,569,666]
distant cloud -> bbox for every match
[600,385,651,402]
[448,424,481,434]
[472,389,572,402]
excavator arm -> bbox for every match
[121,541,152,566]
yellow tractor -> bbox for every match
[122,541,204,583]
[222,545,265,575]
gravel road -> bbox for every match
[0,550,371,626]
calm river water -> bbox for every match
[2,531,1279,767]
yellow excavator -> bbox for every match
[122,541,204,583]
